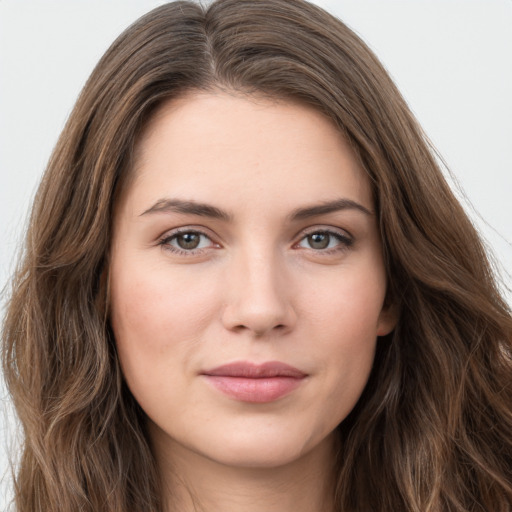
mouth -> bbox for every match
[201,361,308,403]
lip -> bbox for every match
[201,361,307,403]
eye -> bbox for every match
[159,229,216,254]
[297,230,352,251]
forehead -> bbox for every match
[121,91,372,215]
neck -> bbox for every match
[151,426,337,512]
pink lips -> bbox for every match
[201,361,307,403]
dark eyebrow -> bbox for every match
[140,198,232,221]
[140,197,372,222]
[288,199,373,221]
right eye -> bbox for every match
[159,230,216,255]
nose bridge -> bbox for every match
[222,242,295,335]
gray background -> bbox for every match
[1,1,511,508]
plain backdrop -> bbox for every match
[1,0,511,509]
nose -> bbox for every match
[221,250,297,337]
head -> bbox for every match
[4,1,511,511]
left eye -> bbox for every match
[163,231,212,251]
[297,231,350,250]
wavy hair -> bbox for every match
[2,0,511,510]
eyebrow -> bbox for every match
[140,197,373,221]
[288,199,373,220]
[140,198,232,220]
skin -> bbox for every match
[109,92,396,512]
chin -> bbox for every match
[194,424,335,470]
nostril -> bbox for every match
[232,322,288,336]
[253,323,287,336]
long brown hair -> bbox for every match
[2,1,511,510]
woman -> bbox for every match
[2,0,511,511]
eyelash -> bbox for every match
[158,227,353,256]
[295,228,353,254]
[158,228,217,256]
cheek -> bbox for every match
[302,257,387,339]
[109,260,220,396]
[300,264,386,421]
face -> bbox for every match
[110,92,395,471]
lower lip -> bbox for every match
[203,376,304,403]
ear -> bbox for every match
[376,300,398,336]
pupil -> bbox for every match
[178,233,200,250]
[308,233,329,249]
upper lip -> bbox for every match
[201,361,307,379]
